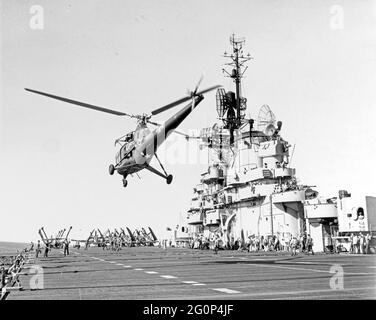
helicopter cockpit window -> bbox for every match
[125,133,133,142]
[135,127,151,144]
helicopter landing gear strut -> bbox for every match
[145,153,173,185]
[122,176,128,188]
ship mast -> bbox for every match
[222,34,252,129]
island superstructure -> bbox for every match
[180,35,376,252]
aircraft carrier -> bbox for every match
[1,36,375,302]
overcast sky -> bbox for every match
[1,0,375,242]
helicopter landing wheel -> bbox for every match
[166,174,173,185]
[122,178,128,188]
[109,164,115,175]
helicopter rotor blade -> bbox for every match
[25,88,131,117]
[151,84,221,116]
[195,84,222,96]
[191,95,196,111]
[151,96,192,116]
[146,119,162,127]
[193,75,203,95]
[146,119,196,139]
[171,130,199,140]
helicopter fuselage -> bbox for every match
[114,95,204,178]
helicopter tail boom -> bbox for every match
[141,95,204,155]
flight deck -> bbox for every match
[8,247,376,300]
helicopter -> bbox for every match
[25,80,220,187]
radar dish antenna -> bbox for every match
[216,88,227,118]
[257,104,276,136]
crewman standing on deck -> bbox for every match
[63,240,70,256]
[1,266,6,288]
[44,243,50,258]
[214,235,220,254]
[352,234,359,254]
[36,240,41,258]
[290,237,298,256]
[365,233,372,254]
[306,234,314,255]
[359,233,365,254]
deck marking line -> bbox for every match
[146,271,158,274]
[123,266,131,268]
[161,275,177,279]
[246,263,376,275]
[116,263,124,266]
[290,261,334,266]
[192,283,206,286]
[134,268,144,271]
[182,281,198,284]
[212,288,242,294]
[242,286,376,298]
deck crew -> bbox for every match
[1,266,7,288]
[290,237,298,256]
[306,235,314,255]
[63,240,70,256]
[214,235,220,254]
[263,237,268,252]
[365,233,372,254]
[44,243,50,258]
[36,240,41,258]
[359,233,365,254]
[352,234,359,254]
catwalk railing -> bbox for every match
[0,249,30,300]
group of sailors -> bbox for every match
[31,239,70,258]
[232,233,314,256]
[0,249,28,298]
[189,234,223,252]
[90,233,156,251]
[347,233,372,254]
[185,231,374,255]
[97,235,128,251]
[187,232,314,256]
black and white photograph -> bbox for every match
[1,0,375,307]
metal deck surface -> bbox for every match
[8,247,376,300]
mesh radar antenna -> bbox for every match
[221,34,252,128]
[257,104,276,136]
